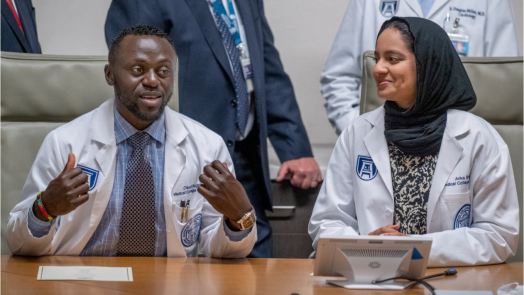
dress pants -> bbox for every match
[233,129,272,258]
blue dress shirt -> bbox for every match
[418,0,435,18]
[27,104,249,255]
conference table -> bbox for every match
[1,255,522,294]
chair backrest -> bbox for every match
[360,51,523,263]
[0,51,179,254]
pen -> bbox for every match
[180,200,186,222]
[184,200,191,222]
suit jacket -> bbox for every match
[105,0,313,210]
[1,0,41,53]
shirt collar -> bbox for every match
[114,103,166,145]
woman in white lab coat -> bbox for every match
[309,17,519,267]
[321,0,519,135]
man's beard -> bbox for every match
[114,82,170,124]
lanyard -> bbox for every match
[209,0,242,46]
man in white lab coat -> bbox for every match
[321,0,519,135]
[7,25,257,258]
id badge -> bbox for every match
[241,57,254,92]
[448,33,469,56]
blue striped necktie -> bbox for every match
[213,9,250,136]
[117,132,156,256]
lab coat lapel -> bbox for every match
[164,108,189,257]
[425,0,451,19]
[68,98,118,254]
[185,0,235,86]
[426,112,468,229]
[403,0,423,17]
[363,109,394,199]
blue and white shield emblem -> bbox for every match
[380,0,399,17]
[181,214,202,247]
[454,204,471,229]
[78,165,99,191]
[356,155,378,181]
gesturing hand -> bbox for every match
[368,224,408,236]
[276,157,322,189]
[33,153,90,221]
[197,160,252,226]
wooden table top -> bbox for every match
[2,255,522,295]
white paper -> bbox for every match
[37,266,133,281]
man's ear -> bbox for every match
[105,64,115,86]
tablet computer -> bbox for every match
[314,234,433,290]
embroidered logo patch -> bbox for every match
[356,155,378,181]
[380,0,399,17]
[78,165,99,191]
[181,214,202,247]
[454,204,471,229]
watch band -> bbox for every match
[235,207,257,230]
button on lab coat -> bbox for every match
[321,0,519,134]
[6,98,257,257]
[309,107,519,267]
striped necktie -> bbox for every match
[5,0,24,34]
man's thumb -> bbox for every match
[63,153,76,172]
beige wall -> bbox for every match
[32,0,524,148]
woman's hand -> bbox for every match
[368,224,408,236]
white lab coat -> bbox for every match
[7,98,257,258]
[321,0,519,134]
[309,107,519,267]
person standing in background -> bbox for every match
[1,0,41,53]
[105,0,322,258]
[321,0,518,135]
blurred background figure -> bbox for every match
[1,0,41,53]
[321,0,519,135]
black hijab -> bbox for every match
[378,17,476,157]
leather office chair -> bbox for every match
[360,51,523,263]
[0,51,179,255]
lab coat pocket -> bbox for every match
[439,192,471,231]
[172,197,204,255]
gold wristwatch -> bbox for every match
[235,208,257,230]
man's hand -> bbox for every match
[32,153,90,221]
[276,157,322,189]
[368,224,408,236]
[197,160,252,230]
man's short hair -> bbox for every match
[108,24,175,64]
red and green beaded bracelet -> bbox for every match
[36,192,54,220]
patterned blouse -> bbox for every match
[388,142,439,235]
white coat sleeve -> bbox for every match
[198,137,257,258]
[309,127,359,250]
[484,0,519,56]
[320,0,365,135]
[425,145,519,267]
[6,131,65,256]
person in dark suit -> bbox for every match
[105,0,322,258]
[1,0,41,53]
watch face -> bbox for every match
[241,215,255,229]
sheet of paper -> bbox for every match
[37,266,133,281]
[435,291,493,295]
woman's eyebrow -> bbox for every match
[384,49,406,57]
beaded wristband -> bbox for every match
[36,192,54,220]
